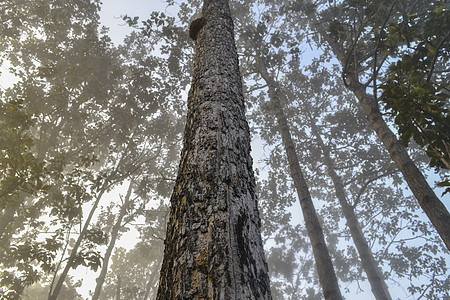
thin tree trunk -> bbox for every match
[49,137,137,299]
[309,120,392,300]
[116,275,121,300]
[305,7,450,250]
[346,79,450,250]
[92,180,134,300]
[48,187,107,300]
[156,0,271,299]
[142,273,158,300]
[256,59,342,300]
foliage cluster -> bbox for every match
[0,0,448,299]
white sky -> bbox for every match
[78,1,450,299]
[5,1,448,298]
[99,0,173,45]
[71,2,174,297]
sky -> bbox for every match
[3,1,447,299]
[70,2,173,297]
[98,0,173,45]
[87,1,449,299]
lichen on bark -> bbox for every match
[156,0,271,299]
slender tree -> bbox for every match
[255,52,392,298]
[288,0,450,250]
[309,118,392,300]
[116,276,121,300]
[92,180,134,300]
[255,57,343,300]
[156,0,271,298]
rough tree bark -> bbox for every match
[155,0,271,299]
[309,119,392,300]
[256,59,342,300]
[302,4,450,251]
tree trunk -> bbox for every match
[92,180,134,300]
[306,8,450,251]
[142,273,158,300]
[48,188,107,300]
[256,59,342,300]
[346,79,450,251]
[116,275,121,300]
[310,120,392,300]
[156,0,271,299]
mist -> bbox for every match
[1,0,449,299]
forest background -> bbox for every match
[0,0,449,299]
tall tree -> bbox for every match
[255,57,343,300]
[309,116,391,300]
[1,1,183,297]
[284,58,449,298]
[379,3,450,190]
[0,1,119,295]
[97,205,167,300]
[256,56,391,298]
[156,0,271,298]
[228,0,447,295]
[281,0,450,250]
[92,180,134,300]
[285,58,391,299]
